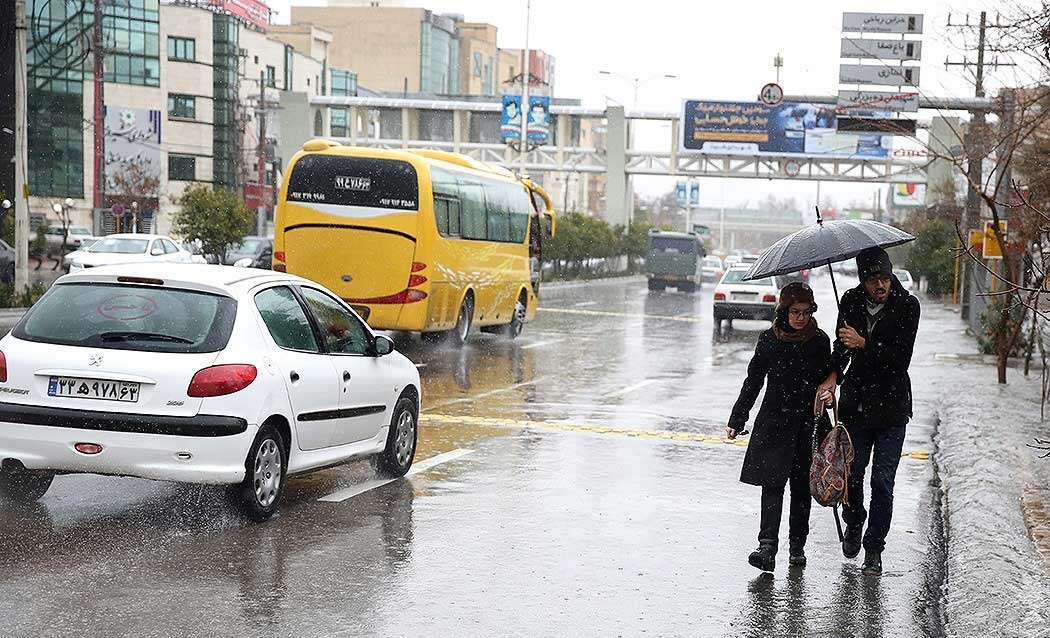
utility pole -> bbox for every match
[14,0,28,291]
[93,0,105,234]
[945,11,1012,321]
[257,71,266,238]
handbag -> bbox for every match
[809,395,855,540]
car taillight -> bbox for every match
[407,274,427,287]
[714,292,726,301]
[411,262,426,272]
[763,294,777,303]
[187,364,257,398]
[0,350,7,383]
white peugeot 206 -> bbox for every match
[0,264,420,521]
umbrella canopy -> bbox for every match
[742,219,915,281]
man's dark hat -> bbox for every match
[856,247,893,280]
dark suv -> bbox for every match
[223,236,272,269]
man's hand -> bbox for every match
[838,321,866,350]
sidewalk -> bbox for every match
[922,301,1050,637]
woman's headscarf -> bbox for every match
[773,281,818,343]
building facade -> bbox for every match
[24,0,348,237]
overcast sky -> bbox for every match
[268,0,1035,211]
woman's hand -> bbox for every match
[725,427,738,440]
[813,388,834,416]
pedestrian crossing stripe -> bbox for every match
[420,414,930,460]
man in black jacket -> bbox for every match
[818,246,920,576]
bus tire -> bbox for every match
[450,294,474,348]
[647,279,665,292]
[503,292,527,339]
[680,282,696,294]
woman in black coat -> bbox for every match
[726,282,834,572]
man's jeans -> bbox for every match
[841,422,907,554]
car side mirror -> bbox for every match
[373,335,394,357]
[151,247,164,256]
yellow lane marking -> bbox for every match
[538,307,704,323]
[421,413,930,460]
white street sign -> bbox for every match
[839,64,920,87]
[838,90,919,112]
[759,82,784,106]
[842,12,923,34]
[840,38,922,61]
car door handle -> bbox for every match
[289,371,300,383]
[343,371,351,382]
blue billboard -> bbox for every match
[501,94,551,143]
[680,100,891,158]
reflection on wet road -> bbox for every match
[0,275,949,637]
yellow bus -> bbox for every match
[273,141,556,346]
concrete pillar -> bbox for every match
[349,106,359,145]
[452,110,464,153]
[401,108,411,148]
[556,115,571,169]
[605,106,627,229]
[670,119,680,176]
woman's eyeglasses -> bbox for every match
[789,309,813,319]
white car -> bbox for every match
[0,264,420,520]
[713,267,782,326]
[701,256,725,282]
[67,234,195,271]
[44,225,96,254]
[894,268,918,291]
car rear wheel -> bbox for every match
[0,470,54,502]
[238,424,286,522]
[376,396,418,478]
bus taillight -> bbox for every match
[345,289,428,304]
[274,251,286,262]
[273,251,287,272]
[411,262,427,272]
[408,274,427,287]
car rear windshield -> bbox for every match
[721,269,775,286]
[88,238,148,254]
[13,283,237,353]
[651,237,696,254]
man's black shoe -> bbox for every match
[862,550,882,576]
[842,525,863,559]
[788,546,806,567]
[748,543,776,572]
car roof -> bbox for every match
[56,263,315,296]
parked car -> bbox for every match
[713,267,782,327]
[0,239,14,284]
[67,234,195,271]
[894,268,918,291]
[44,225,95,254]
[780,267,811,285]
[645,230,704,293]
[739,254,761,265]
[224,236,273,269]
[0,263,420,520]
[701,256,725,283]
[181,240,211,264]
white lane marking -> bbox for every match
[521,339,564,350]
[604,379,659,398]
[675,311,696,318]
[574,301,598,307]
[424,376,550,412]
[317,448,475,502]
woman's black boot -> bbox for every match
[748,540,777,572]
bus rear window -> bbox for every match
[286,155,419,211]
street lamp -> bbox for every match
[598,70,678,227]
[130,201,139,233]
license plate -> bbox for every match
[47,377,140,403]
[732,292,758,301]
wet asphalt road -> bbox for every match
[0,274,951,637]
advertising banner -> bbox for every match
[209,0,270,29]
[501,94,550,143]
[892,183,926,207]
[104,106,161,195]
[680,100,891,158]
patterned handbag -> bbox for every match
[810,396,854,510]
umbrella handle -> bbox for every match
[827,259,841,310]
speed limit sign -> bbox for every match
[759,82,784,106]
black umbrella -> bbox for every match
[742,208,915,307]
